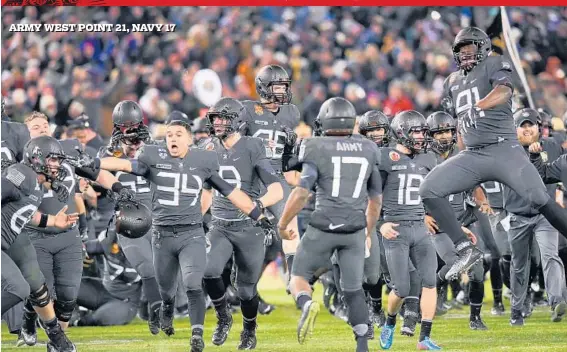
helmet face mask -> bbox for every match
[256,65,293,105]
[391,111,429,154]
[452,27,492,72]
[430,128,456,153]
[363,127,389,147]
[206,98,244,140]
[24,137,67,182]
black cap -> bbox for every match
[513,108,540,128]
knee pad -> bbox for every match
[236,282,257,302]
[184,272,204,291]
[55,299,76,322]
[28,284,50,308]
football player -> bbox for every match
[426,111,488,331]
[240,65,301,295]
[358,110,391,331]
[419,27,567,280]
[97,111,274,352]
[96,100,163,335]
[192,117,212,145]
[201,98,283,349]
[501,108,567,325]
[2,136,79,352]
[278,97,383,352]
[376,110,441,350]
[16,112,134,347]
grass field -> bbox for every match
[2,274,567,351]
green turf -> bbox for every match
[2,285,567,351]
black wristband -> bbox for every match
[78,213,88,231]
[94,157,101,170]
[249,206,262,221]
[38,213,49,228]
[111,182,123,193]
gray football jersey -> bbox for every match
[2,163,44,250]
[100,231,142,300]
[137,145,219,226]
[1,121,30,166]
[299,135,381,233]
[240,100,300,173]
[207,136,271,221]
[503,138,563,216]
[444,56,516,148]
[379,148,437,221]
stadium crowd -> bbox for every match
[2,7,566,136]
[1,6,567,352]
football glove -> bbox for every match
[281,126,297,146]
[256,217,278,246]
[458,105,482,131]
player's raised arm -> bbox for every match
[475,59,514,111]
[531,153,567,186]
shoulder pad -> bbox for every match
[486,55,512,72]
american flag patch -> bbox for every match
[6,168,25,188]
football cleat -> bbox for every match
[551,301,566,323]
[160,300,175,336]
[297,300,320,344]
[148,303,161,335]
[469,315,488,330]
[212,310,233,346]
[16,325,37,347]
[191,328,205,352]
[417,337,442,350]
[45,325,76,352]
[491,301,505,316]
[445,243,483,281]
[510,309,524,326]
[238,327,257,350]
[258,297,275,315]
[401,319,417,337]
[379,325,395,350]
[522,298,533,318]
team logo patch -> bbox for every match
[112,149,124,158]
[111,243,120,254]
[254,120,269,126]
[502,61,511,70]
[158,148,168,159]
[156,164,172,170]
[255,104,264,115]
[522,111,530,117]
[541,151,548,162]
[205,142,215,151]
[389,151,400,162]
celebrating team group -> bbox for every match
[2,26,567,352]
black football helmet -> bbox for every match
[192,117,211,134]
[426,111,457,153]
[315,97,357,136]
[23,136,67,181]
[115,199,152,239]
[111,100,150,146]
[390,110,429,153]
[255,65,292,105]
[452,27,492,72]
[167,110,191,129]
[206,97,245,140]
[359,110,390,146]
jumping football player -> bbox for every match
[419,27,567,280]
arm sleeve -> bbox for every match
[1,177,22,203]
[541,155,567,185]
[367,165,383,198]
[489,58,513,89]
[207,173,235,197]
[298,162,318,190]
